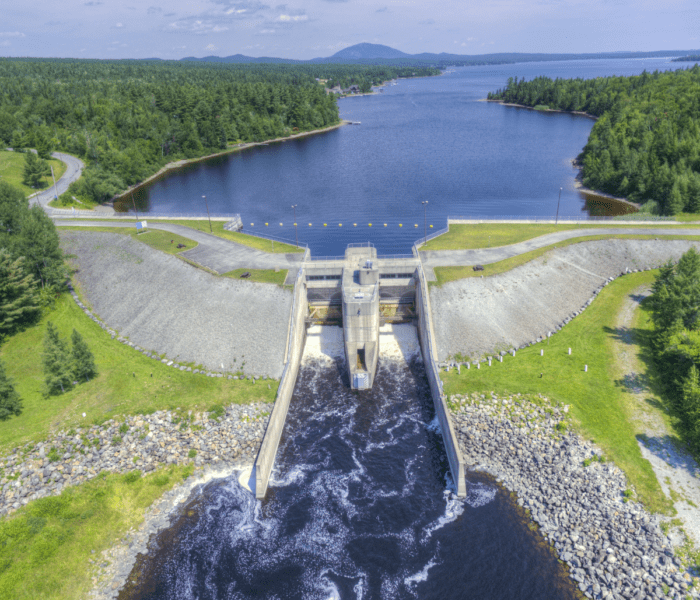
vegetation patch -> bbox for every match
[0,150,66,198]
[421,222,700,252]
[57,225,197,256]
[432,234,700,286]
[0,464,192,600]
[442,270,673,513]
[222,268,288,285]
[0,294,278,453]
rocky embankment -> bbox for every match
[0,403,270,518]
[451,392,697,600]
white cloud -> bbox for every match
[205,43,217,51]
[260,29,276,34]
[0,41,10,47]
[0,31,25,38]
[278,14,307,22]
[114,22,124,28]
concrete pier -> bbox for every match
[341,245,380,390]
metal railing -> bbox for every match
[447,214,674,222]
[237,228,309,250]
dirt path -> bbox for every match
[614,286,700,551]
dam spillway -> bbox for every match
[255,243,466,500]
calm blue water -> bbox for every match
[125,57,687,254]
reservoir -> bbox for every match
[124,57,687,255]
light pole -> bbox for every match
[422,201,429,245]
[291,204,298,248]
[202,195,212,233]
[555,187,562,225]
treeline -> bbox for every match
[0,180,69,419]
[672,56,700,63]
[488,66,700,214]
[0,59,349,204]
[649,248,700,451]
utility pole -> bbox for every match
[131,191,138,221]
[291,204,298,248]
[422,200,429,245]
[50,165,58,202]
[202,195,212,233]
[555,187,562,225]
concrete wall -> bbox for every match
[255,267,308,499]
[415,266,467,497]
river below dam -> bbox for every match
[119,326,578,600]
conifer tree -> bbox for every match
[22,151,50,189]
[0,359,22,421]
[0,250,40,340]
[71,329,96,382]
[42,321,72,395]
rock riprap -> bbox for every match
[0,403,270,518]
[451,392,697,600]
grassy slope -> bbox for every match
[442,270,672,513]
[0,150,67,197]
[422,223,700,251]
[0,465,192,600]
[222,268,288,285]
[433,234,700,286]
[158,219,303,254]
[58,226,197,256]
[0,294,278,453]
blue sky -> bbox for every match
[2,0,699,60]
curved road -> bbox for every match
[30,152,85,209]
[420,227,700,268]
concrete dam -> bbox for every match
[254,243,466,500]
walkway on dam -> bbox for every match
[55,219,305,273]
[419,226,700,269]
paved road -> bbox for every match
[56,220,305,273]
[420,227,700,268]
[30,152,85,208]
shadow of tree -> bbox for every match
[637,433,700,479]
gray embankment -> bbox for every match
[60,231,292,377]
[431,239,700,361]
[452,393,696,599]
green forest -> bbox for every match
[0,59,435,205]
[488,66,700,215]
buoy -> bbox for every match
[265,222,268,226]
[368,223,372,227]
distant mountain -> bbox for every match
[180,45,700,67]
[330,43,410,60]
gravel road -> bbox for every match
[430,238,700,361]
[61,231,292,377]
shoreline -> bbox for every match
[484,98,598,121]
[487,99,642,212]
[108,120,350,208]
[451,392,698,598]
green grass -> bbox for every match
[0,150,67,198]
[0,294,278,453]
[222,268,288,285]
[57,226,197,256]
[421,222,700,251]
[158,220,304,254]
[0,464,193,600]
[433,234,700,286]
[443,270,673,513]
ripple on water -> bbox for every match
[119,326,578,600]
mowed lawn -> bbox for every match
[0,294,278,453]
[422,222,700,251]
[0,150,67,197]
[442,270,673,513]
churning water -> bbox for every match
[120,326,577,600]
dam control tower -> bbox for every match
[341,244,380,390]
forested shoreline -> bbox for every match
[0,59,436,205]
[488,66,700,215]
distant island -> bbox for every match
[182,43,700,68]
[672,55,700,62]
